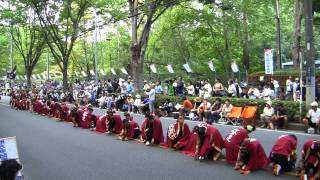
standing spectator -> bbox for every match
[202,80,212,99]
[273,102,288,130]
[127,80,134,94]
[175,77,184,96]
[285,76,293,100]
[194,81,201,96]
[213,78,224,96]
[133,94,142,113]
[227,79,237,97]
[293,78,300,101]
[146,84,156,113]
[127,94,135,112]
[155,81,163,94]
[302,101,320,133]
[167,80,175,96]
[260,101,275,129]
[271,77,280,98]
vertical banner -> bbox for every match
[81,71,87,77]
[32,75,36,80]
[74,71,79,77]
[41,73,46,79]
[36,74,41,79]
[111,68,116,75]
[264,49,274,75]
[100,69,105,76]
[208,61,216,72]
[166,64,174,74]
[183,63,192,73]
[0,137,24,180]
[231,61,239,73]
[16,76,20,80]
[120,68,128,75]
[24,75,27,80]
[150,64,157,73]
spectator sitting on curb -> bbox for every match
[302,101,320,134]
[260,101,275,129]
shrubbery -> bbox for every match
[155,94,306,123]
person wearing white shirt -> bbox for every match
[302,101,320,133]
[261,85,274,100]
[146,84,156,113]
[271,78,279,98]
[260,101,275,129]
[285,76,293,100]
[202,80,212,99]
[248,87,260,99]
[227,80,237,97]
[186,83,195,96]
[197,97,211,121]
[292,78,300,101]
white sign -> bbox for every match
[150,64,157,73]
[81,71,87,77]
[166,64,174,74]
[183,63,192,73]
[231,61,239,73]
[100,69,105,76]
[264,49,274,75]
[120,68,128,75]
[24,75,27,80]
[32,75,36,79]
[0,137,24,180]
[111,68,116,75]
[208,61,216,72]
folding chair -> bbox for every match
[240,106,257,126]
[224,107,243,125]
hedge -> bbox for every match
[154,94,306,123]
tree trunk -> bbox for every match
[222,11,232,76]
[131,43,143,92]
[26,67,32,89]
[62,60,68,92]
[292,0,303,69]
[242,10,250,72]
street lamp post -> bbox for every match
[304,0,315,108]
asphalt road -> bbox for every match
[0,96,318,180]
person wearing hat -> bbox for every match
[302,101,320,133]
[298,140,320,179]
[269,134,298,176]
[260,100,275,129]
[224,125,256,164]
[234,138,270,175]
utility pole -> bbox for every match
[304,0,315,108]
[275,0,282,70]
[94,8,99,84]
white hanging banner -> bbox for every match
[208,61,216,72]
[120,68,128,75]
[100,69,105,76]
[111,68,117,75]
[90,70,95,76]
[81,71,87,77]
[74,71,79,77]
[24,75,27,80]
[41,73,46,79]
[36,74,41,79]
[231,61,239,73]
[16,76,20,80]
[264,49,274,75]
[166,64,174,74]
[183,63,192,73]
[150,64,157,73]
[32,75,36,79]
